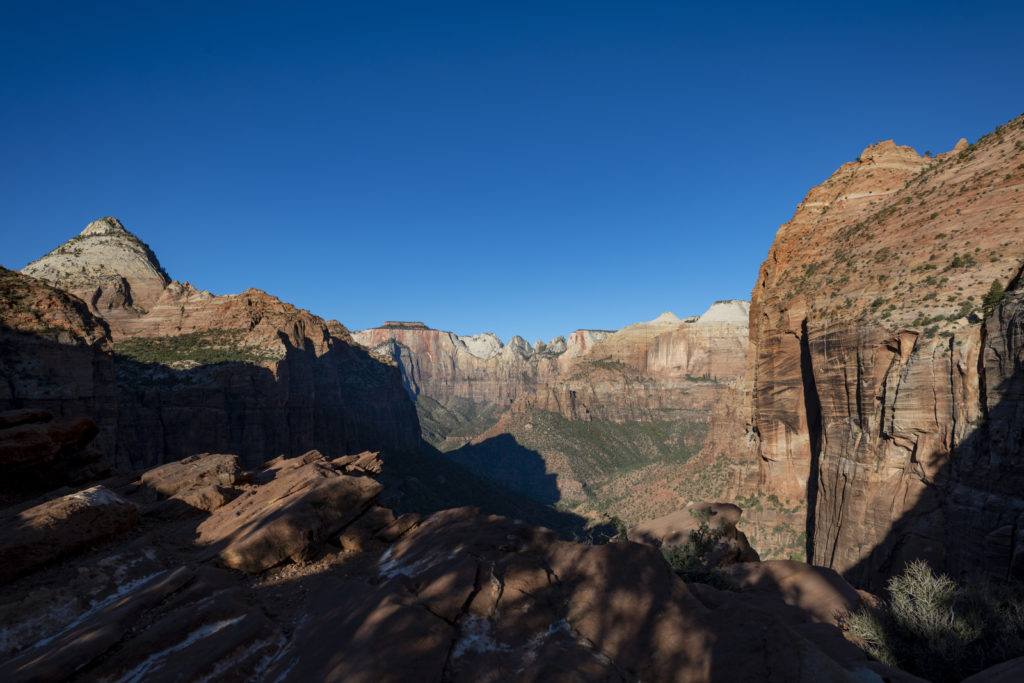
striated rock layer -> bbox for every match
[355,304,750,521]
[0,267,117,462]
[0,451,913,682]
[18,221,420,469]
[356,301,749,428]
[711,114,1024,587]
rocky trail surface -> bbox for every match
[1,441,928,682]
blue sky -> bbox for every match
[3,1,1022,342]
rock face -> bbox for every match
[18,220,420,469]
[0,453,905,682]
[0,267,117,462]
[512,302,750,422]
[354,304,749,522]
[112,285,420,468]
[0,410,105,496]
[0,484,139,584]
[22,217,171,335]
[712,114,1024,587]
[356,302,749,425]
[353,322,598,408]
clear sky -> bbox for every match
[3,1,1022,343]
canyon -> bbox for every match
[354,301,749,522]
[3,112,1024,680]
[700,115,1024,587]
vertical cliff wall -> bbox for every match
[733,115,1024,586]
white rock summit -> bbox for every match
[695,300,750,325]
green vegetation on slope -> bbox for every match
[443,408,707,526]
[115,329,279,366]
[506,409,705,489]
[415,395,503,450]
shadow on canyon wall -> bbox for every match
[442,433,562,505]
[382,440,593,540]
[817,316,1024,592]
[113,333,420,470]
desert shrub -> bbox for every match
[661,522,736,591]
[844,559,1024,682]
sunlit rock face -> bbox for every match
[722,115,1024,587]
[355,302,750,427]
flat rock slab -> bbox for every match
[0,417,98,468]
[725,560,862,626]
[266,579,452,683]
[0,485,139,584]
[140,452,246,497]
[196,451,382,573]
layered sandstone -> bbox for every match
[513,301,750,422]
[20,220,420,469]
[22,217,170,335]
[0,451,912,682]
[719,114,1024,587]
[352,322,611,408]
[355,305,749,521]
[356,301,749,428]
[0,267,117,461]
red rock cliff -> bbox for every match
[732,115,1024,586]
[20,222,420,469]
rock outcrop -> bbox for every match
[629,502,760,567]
[0,410,105,496]
[711,114,1024,587]
[0,267,117,462]
[18,220,420,469]
[22,217,171,335]
[356,302,749,426]
[0,451,909,682]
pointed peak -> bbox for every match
[651,311,680,323]
[80,217,128,237]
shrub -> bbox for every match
[844,559,1024,682]
[661,521,736,591]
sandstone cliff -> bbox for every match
[356,303,750,523]
[22,217,170,337]
[511,301,749,422]
[0,267,117,462]
[20,221,420,469]
[712,114,1024,586]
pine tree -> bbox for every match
[983,279,1006,315]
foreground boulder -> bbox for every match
[139,452,246,512]
[0,485,138,584]
[196,450,382,572]
[0,409,105,496]
[629,502,760,567]
[0,450,915,681]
